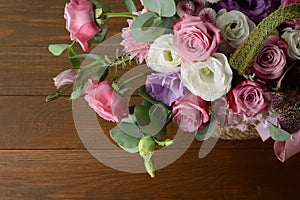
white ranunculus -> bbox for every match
[281,27,300,60]
[146,34,182,73]
[216,9,255,53]
[181,53,233,101]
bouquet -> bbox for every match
[47,0,300,177]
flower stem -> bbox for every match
[116,70,154,90]
[46,84,74,102]
[104,12,137,19]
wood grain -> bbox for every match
[0,149,299,200]
[0,0,299,199]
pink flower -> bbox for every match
[84,80,128,122]
[285,19,300,30]
[176,0,206,17]
[227,80,268,117]
[121,18,152,63]
[251,35,288,80]
[172,92,210,132]
[281,0,300,7]
[53,69,77,89]
[64,0,99,52]
[173,15,223,62]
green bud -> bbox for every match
[45,91,61,102]
[138,136,156,156]
[144,158,155,178]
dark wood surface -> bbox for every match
[0,0,299,199]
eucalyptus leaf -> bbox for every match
[195,115,217,141]
[67,47,80,67]
[90,0,111,12]
[134,105,151,127]
[110,125,140,153]
[121,0,137,12]
[93,20,108,43]
[48,44,69,56]
[117,121,145,138]
[269,124,291,141]
[143,0,176,17]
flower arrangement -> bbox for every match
[47,0,300,177]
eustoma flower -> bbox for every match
[64,0,100,52]
[84,80,128,122]
[281,27,300,60]
[251,35,288,80]
[53,69,77,89]
[227,80,268,117]
[145,71,187,106]
[181,53,232,101]
[173,15,223,62]
[146,34,182,73]
[172,92,210,132]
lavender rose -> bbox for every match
[173,15,223,62]
[251,35,288,80]
[172,92,210,132]
[215,0,281,24]
[64,0,99,52]
[227,80,268,117]
[146,71,187,106]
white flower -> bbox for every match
[146,34,182,73]
[181,53,233,101]
[216,9,255,53]
[281,27,300,60]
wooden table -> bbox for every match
[1,0,299,199]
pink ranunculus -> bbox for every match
[64,0,99,52]
[173,15,223,62]
[84,80,128,122]
[53,69,77,89]
[251,35,288,80]
[285,19,300,30]
[172,92,210,132]
[227,80,268,117]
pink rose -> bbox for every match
[64,0,99,52]
[53,69,77,89]
[227,80,268,117]
[251,35,288,80]
[172,92,210,132]
[173,15,223,62]
[84,80,128,122]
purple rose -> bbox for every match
[216,0,281,24]
[53,69,77,89]
[146,71,187,106]
[251,35,288,80]
[172,92,210,132]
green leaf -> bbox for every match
[67,47,81,67]
[110,125,140,153]
[90,0,111,12]
[121,0,137,12]
[143,0,176,17]
[195,115,217,141]
[70,53,102,60]
[271,112,279,118]
[269,124,291,141]
[93,20,108,43]
[117,120,145,138]
[48,44,69,56]
[154,138,174,147]
[134,105,151,127]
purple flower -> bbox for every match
[251,35,288,80]
[215,0,281,24]
[145,71,187,106]
[53,69,77,89]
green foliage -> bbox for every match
[110,125,141,153]
[93,20,108,43]
[130,12,177,42]
[67,47,81,67]
[195,115,217,141]
[121,0,137,12]
[269,124,291,141]
[143,0,176,17]
[48,44,69,56]
[90,0,111,12]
